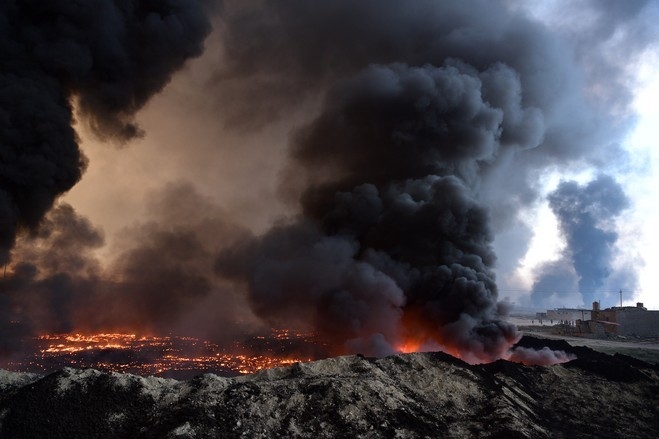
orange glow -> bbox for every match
[395,337,423,354]
[393,308,513,364]
[8,331,317,376]
[395,307,444,354]
[396,340,422,354]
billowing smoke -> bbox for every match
[3,204,103,334]
[531,175,633,307]
[1,183,260,352]
[0,0,212,264]
[212,0,615,361]
[1,0,655,366]
[0,203,104,355]
[100,182,257,339]
[218,59,536,359]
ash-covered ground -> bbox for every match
[0,336,657,439]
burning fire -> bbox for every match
[5,330,318,377]
[3,325,572,377]
[394,336,463,361]
[396,340,423,354]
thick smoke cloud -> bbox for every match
[0,0,211,264]
[213,0,653,267]
[2,0,655,366]
[531,175,632,308]
[1,203,104,351]
[211,0,654,359]
[215,0,600,360]
[1,184,259,353]
[102,183,255,337]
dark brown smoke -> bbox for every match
[1,184,260,353]
[0,0,212,264]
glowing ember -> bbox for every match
[4,330,319,378]
[395,340,423,355]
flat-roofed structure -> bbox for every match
[589,302,659,337]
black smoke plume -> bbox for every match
[531,175,632,307]
[214,0,606,360]
[0,0,211,264]
[212,0,654,359]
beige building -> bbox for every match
[588,302,659,337]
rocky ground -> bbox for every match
[0,336,657,438]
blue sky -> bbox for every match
[495,0,659,309]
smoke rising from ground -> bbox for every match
[211,0,654,358]
[1,184,260,354]
[214,0,601,359]
[1,0,656,364]
[507,346,575,366]
[531,175,632,307]
[1,203,104,355]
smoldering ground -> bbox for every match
[1,183,262,350]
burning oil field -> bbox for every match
[1,0,659,423]
[1,337,658,438]
[2,330,324,379]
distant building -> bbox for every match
[587,302,659,337]
[546,308,591,326]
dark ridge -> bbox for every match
[513,335,656,383]
[613,352,659,371]
[564,356,652,383]
[513,335,574,352]
[1,344,658,438]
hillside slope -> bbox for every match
[1,339,657,438]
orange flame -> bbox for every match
[18,331,315,376]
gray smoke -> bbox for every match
[531,175,633,307]
[555,0,657,115]
[100,183,255,337]
[0,0,212,264]
[486,0,656,297]
[1,183,259,351]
